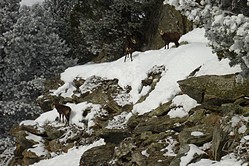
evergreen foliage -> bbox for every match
[45,0,162,63]
[0,1,76,149]
[164,0,249,77]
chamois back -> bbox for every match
[159,30,181,49]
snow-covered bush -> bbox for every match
[164,0,249,76]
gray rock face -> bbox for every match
[179,124,213,146]
[10,74,249,166]
[79,144,115,166]
[178,74,249,104]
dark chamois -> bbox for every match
[124,36,136,62]
[159,29,181,49]
[53,103,71,126]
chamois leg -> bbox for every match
[66,116,70,126]
[62,114,64,123]
[124,54,127,62]
[130,53,133,61]
[175,41,180,47]
[59,113,62,122]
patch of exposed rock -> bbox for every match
[10,73,249,166]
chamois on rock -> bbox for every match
[53,103,71,126]
[159,29,181,49]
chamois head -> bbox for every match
[159,28,181,49]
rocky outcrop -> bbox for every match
[10,73,249,166]
[147,4,193,50]
[78,74,249,165]
[79,144,115,166]
[178,74,249,104]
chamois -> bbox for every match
[159,29,181,49]
[124,36,136,62]
[53,103,71,126]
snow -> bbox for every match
[168,94,198,118]
[33,102,106,134]
[31,139,105,166]
[61,28,240,116]
[188,153,246,166]
[23,28,243,166]
[180,144,205,166]
[141,149,150,157]
[106,112,132,129]
[20,0,44,6]
[191,131,204,137]
[161,136,178,157]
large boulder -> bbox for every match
[178,74,249,104]
[79,144,115,166]
[178,124,213,146]
[96,128,131,144]
[147,4,192,50]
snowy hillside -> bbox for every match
[32,28,240,129]
[59,28,240,116]
[22,28,247,166]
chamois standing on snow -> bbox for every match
[53,103,71,126]
[159,29,181,49]
[124,36,136,62]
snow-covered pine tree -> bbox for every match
[0,0,21,162]
[4,4,74,82]
[44,0,94,63]
[164,0,249,77]
[0,3,76,148]
[0,0,20,33]
[0,0,21,99]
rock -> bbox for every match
[10,128,35,157]
[178,74,249,104]
[47,140,63,152]
[22,150,41,166]
[62,142,74,153]
[79,144,115,166]
[96,128,131,144]
[187,107,206,124]
[201,113,222,126]
[19,121,46,136]
[178,124,213,146]
[132,115,187,135]
[170,144,206,166]
[148,101,172,117]
[44,125,64,140]
[149,4,192,49]
[211,125,229,161]
[169,144,188,166]
[113,137,136,164]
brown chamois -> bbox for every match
[53,103,71,126]
[124,36,136,62]
[159,29,181,49]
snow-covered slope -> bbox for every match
[60,28,240,116]
[30,28,243,166]
[32,28,241,131]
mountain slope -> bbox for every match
[59,28,240,116]
[16,28,246,166]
